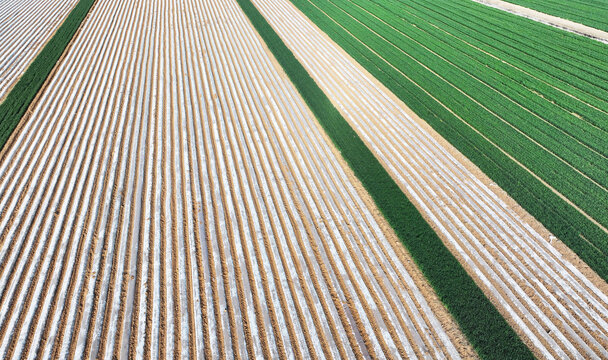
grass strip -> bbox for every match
[0,0,98,150]
[234,0,535,358]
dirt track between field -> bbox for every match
[0,0,473,358]
[472,0,608,44]
[251,0,608,358]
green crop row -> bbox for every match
[285,0,608,282]
[401,0,608,117]
[234,0,534,358]
[0,0,98,150]
[427,0,608,100]
[502,0,608,32]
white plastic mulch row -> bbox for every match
[250,0,608,358]
[0,0,79,101]
[0,0,467,358]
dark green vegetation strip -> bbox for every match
[285,0,608,281]
[235,0,534,358]
[0,0,97,150]
[502,0,608,32]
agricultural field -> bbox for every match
[250,0,608,357]
[0,0,475,358]
[0,0,607,358]
[281,0,608,280]
[472,0,608,43]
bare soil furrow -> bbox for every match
[170,7,200,359]
[197,4,322,357]
[0,42,105,355]
[116,2,155,357]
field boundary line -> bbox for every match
[472,0,608,44]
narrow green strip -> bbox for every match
[0,0,98,149]
[234,0,534,359]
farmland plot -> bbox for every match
[250,0,608,358]
[282,0,608,285]
[0,0,79,101]
[0,0,472,358]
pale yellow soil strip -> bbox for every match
[472,0,608,44]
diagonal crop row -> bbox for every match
[423,0,608,104]
[0,0,79,101]
[321,0,608,224]
[306,0,608,220]
[325,0,608,190]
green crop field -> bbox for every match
[502,0,608,32]
[286,0,608,281]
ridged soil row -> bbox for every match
[249,0,608,358]
[0,0,79,101]
[0,0,473,358]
